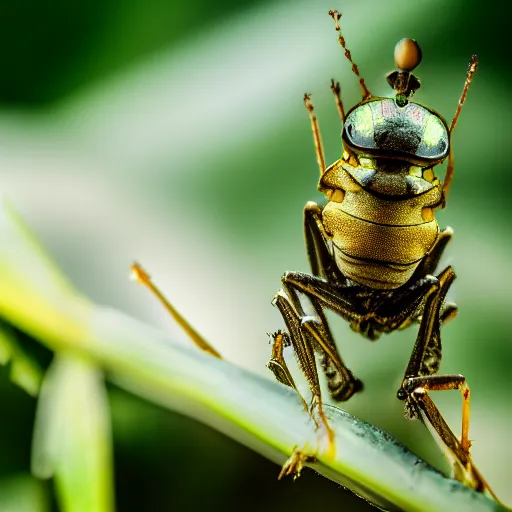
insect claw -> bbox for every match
[278,445,317,481]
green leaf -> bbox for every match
[0,324,42,396]
[31,355,114,512]
[0,474,49,512]
[0,199,507,512]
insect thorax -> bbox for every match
[318,97,448,290]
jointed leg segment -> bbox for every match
[267,330,309,413]
[272,290,335,447]
[397,266,494,494]
[401,374,471,455]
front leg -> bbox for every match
[267,330,309,413]
[272,289,335,449]
[302,202,362,401]
[280,275,363,403]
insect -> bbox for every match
[130,9,507,508]
[267,8,508,504]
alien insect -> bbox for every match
[265,8,504,502]
[131,9,508,508]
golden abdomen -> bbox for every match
[322,192,439,289]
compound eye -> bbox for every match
[394,38,422,71]
[343,103,374,149]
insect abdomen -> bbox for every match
[322,189,439,289]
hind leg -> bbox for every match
[397,266,502,501]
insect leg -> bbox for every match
[400,266,454,380]
[401,374,471,455]
[267,330,309,413]
[397,266,499,497]
[409,392,504,503]
[303,202,365,397]
[284,271,437,336]
[288,200,365,402]
[303,202,347,283]
[271,291,331,480]
[272,289,335,445]
[281,272,368,403]
[409,228,453,281]
[418,393,503,503]
[396,228,457,330]
[130,263,222,358]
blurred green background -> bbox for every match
[0,0,510,510]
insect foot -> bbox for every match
[278,444,317,481]
[309,395,336,459]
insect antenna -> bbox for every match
[443,55,479,199]
[130,262,222,359]
[330,79,345,123]
[328,10,371,100]
[304,93,326,175]
[450,54,479,133]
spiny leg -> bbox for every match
[266,331,318,479]
[402,374,471,455]
[301,312,362,401]
[400,266,454,384]
[267,330,309,413]
[130,263,222,359]
[414,393,505,504]
[400,228,458,330]
[398,268,472,469]
[271,291,334,478]
[272,290,335,450]
[397,266,501,498]
[302,203,362,400]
